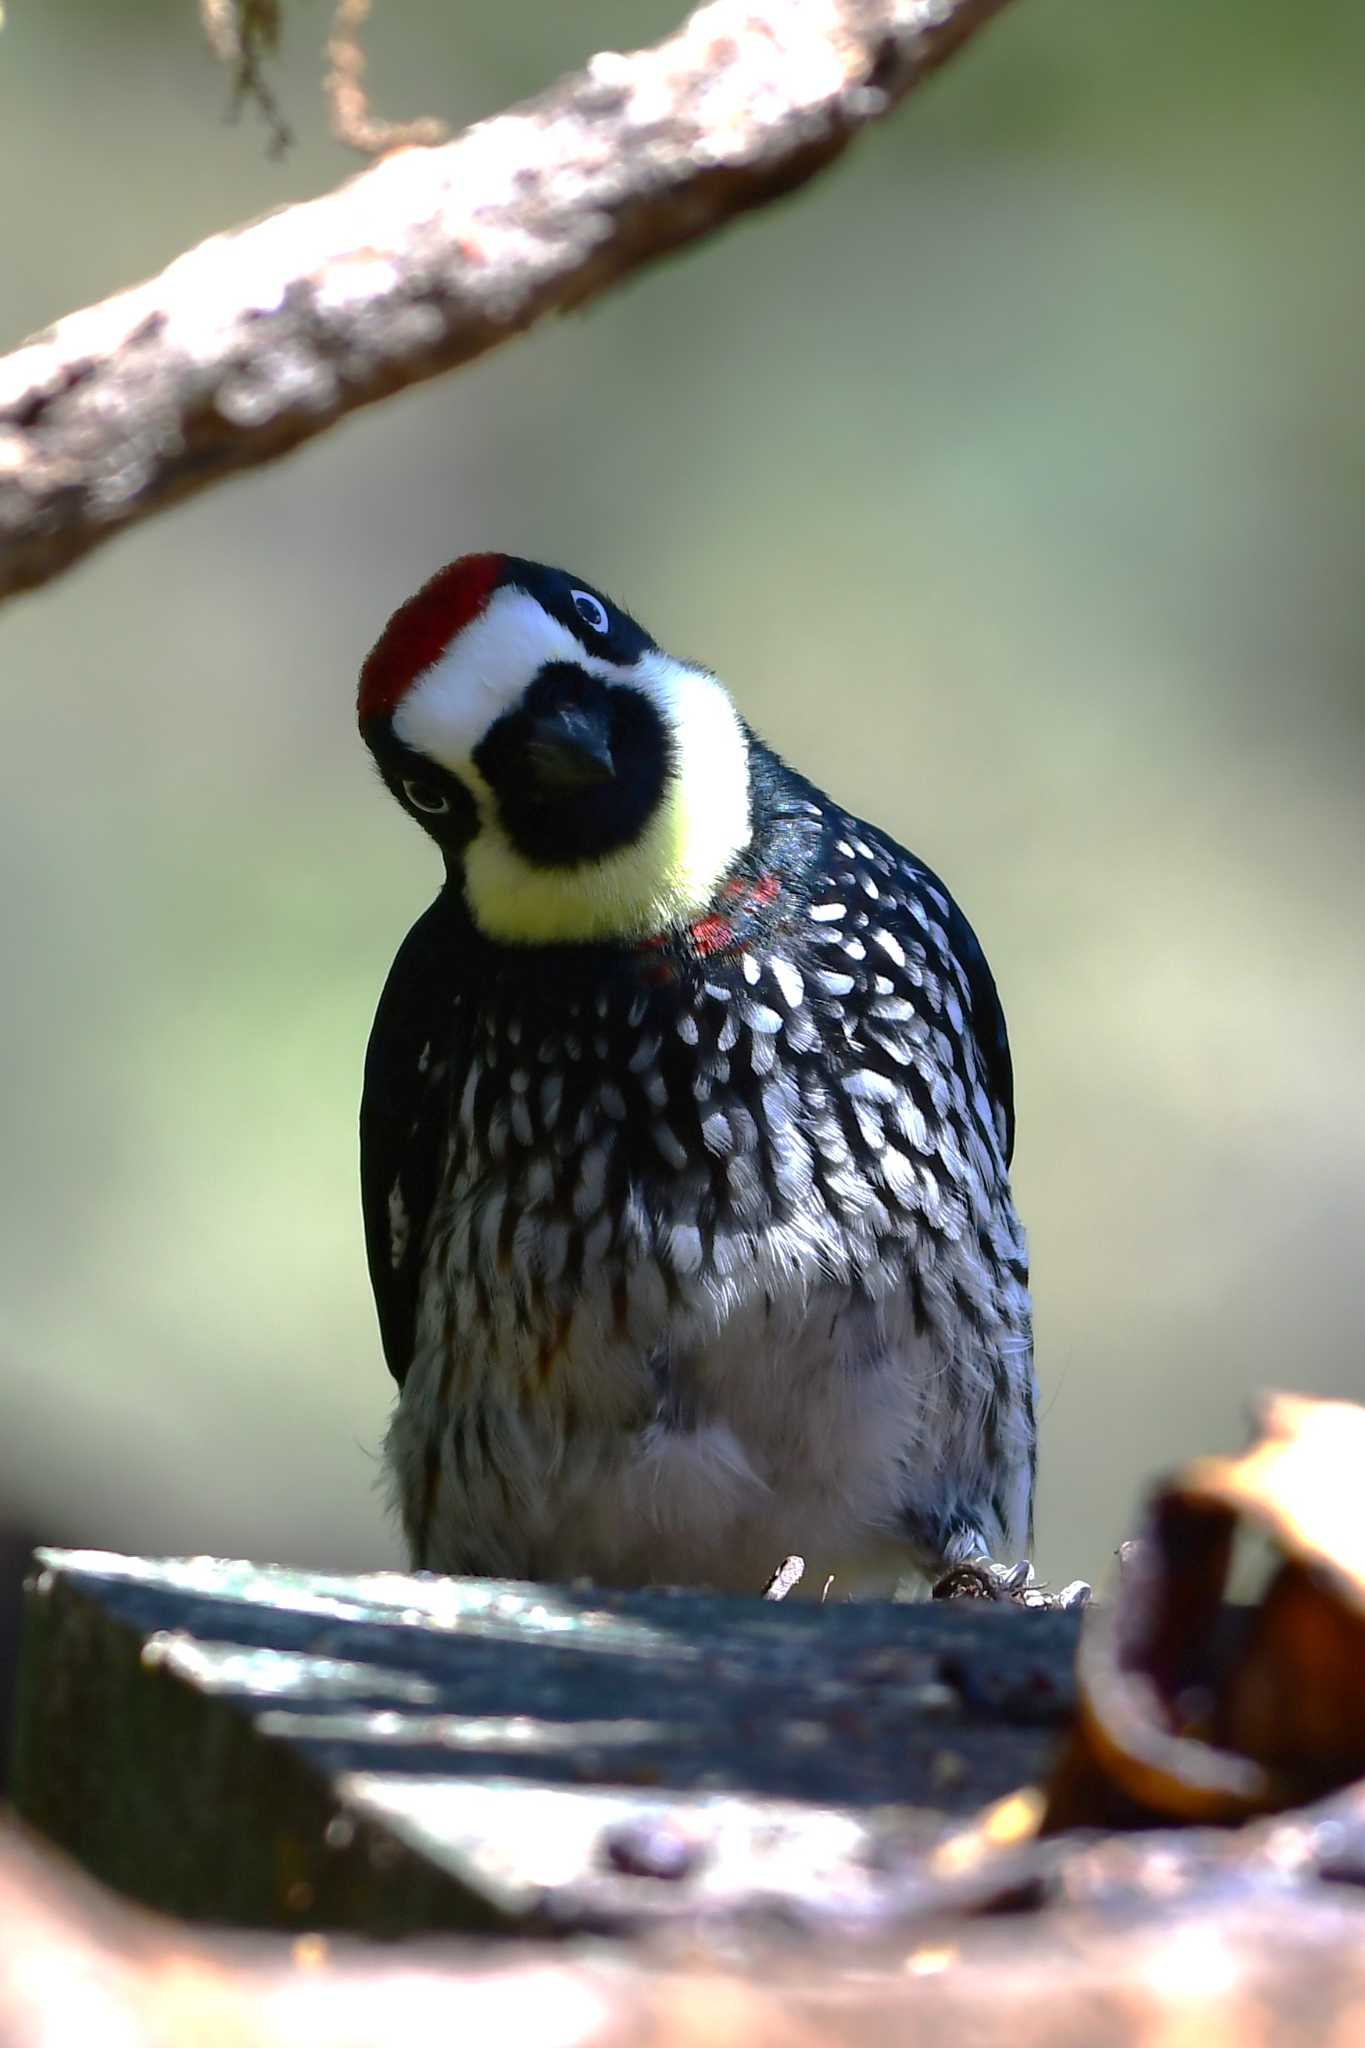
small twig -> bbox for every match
[763,1555,806,1600]
[326,0,448,155]
[199,0,293,157]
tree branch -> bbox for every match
[0,0,1014,609]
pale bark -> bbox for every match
[0,0,1014,606]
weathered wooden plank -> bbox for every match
[5,1799,1365,2048]
[6,1797,1365,2048]
[13,1549,1080,1935]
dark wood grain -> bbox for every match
[14,1547,1076,1934]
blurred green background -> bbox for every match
[1,1,1362,1592]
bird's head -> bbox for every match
[358,554,752,945]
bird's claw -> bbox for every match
[932,1557,1092,1611]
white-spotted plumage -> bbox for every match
[359,554,1038,1596]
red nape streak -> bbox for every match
[357,553,505,726]
[687,914,735,956]
[635,874,782,978]
[721,871,780,910]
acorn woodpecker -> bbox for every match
[358,554,1042,1597]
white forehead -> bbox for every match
[391,585,637,774]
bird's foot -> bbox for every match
[932,1557,1091,1611]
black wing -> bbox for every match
[360,888,467,1386]
[915,858,1016,1167]
[950,895,1016,1166]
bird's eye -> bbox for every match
[402,779,450,816]
[571,590,609,634]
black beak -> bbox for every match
[524,703,616,789]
